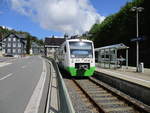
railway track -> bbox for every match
[72,77,150,113]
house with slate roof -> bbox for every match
[30,42,41,55]
[1,33,26,56]
[44,37,65,57]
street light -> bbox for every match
[131,6,144,72]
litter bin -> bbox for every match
[139,62,144,73]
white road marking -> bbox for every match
[21,65,27,69]
[0,73,13,81]
[24,58,47,113]
[102,69,150,83]
[0,63,11,68]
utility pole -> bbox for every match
[131,6,144,72]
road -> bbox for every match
[0,56,46,113]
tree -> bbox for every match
[89,0,150,67]
[26,34,31,54]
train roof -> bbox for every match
[66,39,93,42]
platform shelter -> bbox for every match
[95,43,129,69]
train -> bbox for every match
[55,38,95,76]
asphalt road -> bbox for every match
[0,56,44,113]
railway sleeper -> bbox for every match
[105,107,138,113]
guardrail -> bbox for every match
[45,57,75,113]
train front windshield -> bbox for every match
[69,41,93,58]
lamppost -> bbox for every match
[131,6,144,72]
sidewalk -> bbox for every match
[95,63,150,88]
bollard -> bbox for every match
[139,62,144,73]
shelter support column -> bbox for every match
[104,49,106,68]
[115,49,117,69]
[126,49,128,69]
[109,49,111,68]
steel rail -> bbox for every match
[72,77,150,113]
[73,79,107,113]
[89,77,150,113]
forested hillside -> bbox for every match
[89,0,149,68]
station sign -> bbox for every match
[130,37,145,42]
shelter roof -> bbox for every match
[95,43,129,51]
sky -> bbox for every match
[0,0,132,39]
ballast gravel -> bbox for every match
[64,79,92,113]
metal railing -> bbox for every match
[46,57,75,113]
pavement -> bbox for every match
[0,57,16,63]
[48,61,59,113]
[0,56,47,113]
[96,63,150,88]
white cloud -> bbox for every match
[10,0,105,34]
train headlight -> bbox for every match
[71,55,75,58]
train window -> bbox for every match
[64,46,66,52]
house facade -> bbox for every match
[44,37,65,57]
[30,42,41,55]
[0,42,2,56]
[1,33,26,56]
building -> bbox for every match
[44,37,65,57]
[0,42,2,56]
[1,33,26,56]
[30,42,41,55]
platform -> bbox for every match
[46,61,59,113]
[95,63,150,88]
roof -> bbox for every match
[45,37,65,46]
[3,33,26,44]
[95,43,129,51]
[4,33,26,39]
[67,39,92,43]
[15,34,26,39]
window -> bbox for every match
[7,49,11,53]
[8,43,11,47]
[13,49,16,53]
[13,38,16,41]
[13,43,16,47]
[18,43,21,47]
[18,49,21,53]
[8,37,11,41]
[2,44,5,47]
[2,49,6,53]
[69,42,93,58]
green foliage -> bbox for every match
[26,34,31,54]
[89,0,150,67]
